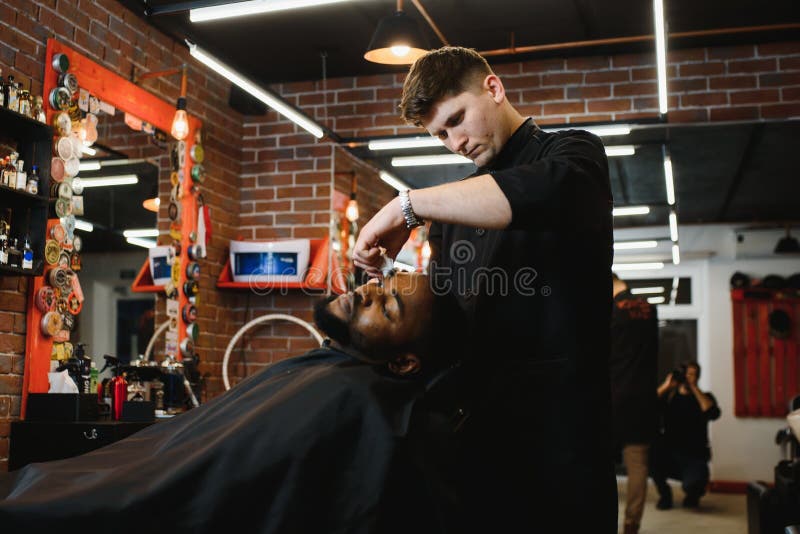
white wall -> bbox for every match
[615,223,800,482]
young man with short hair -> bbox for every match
[355,47,617,532]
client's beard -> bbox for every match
[313,295,351,347]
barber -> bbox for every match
[354,46,616,533]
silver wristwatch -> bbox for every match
[399,190,424,228]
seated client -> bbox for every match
[0,272,449,534]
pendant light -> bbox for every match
[364,0,429,65]
[345,175,359,222]
[171,66,190,141]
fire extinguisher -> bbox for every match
[112,372,128,421]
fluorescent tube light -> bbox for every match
[544,125,632,137]
[123,229,160,238]
[631,286,665,295]
[613,206,650,217]
[654,0,669,114]
[612,262,665,271]
[126,237,157,249]
[190,0,351,22]
[369,137,444,151]
[605,145,636,157]
[379,171,410,191]
[672,243,681,265]
[669,211,678,242]
[648,296,666,304]
[81,145,96,156]
[392,154,472,167]
[664,154,675,205]
[670,276,679,304]
[614,240,659,250]
[78,175,139,188]
[188,43,324,139]
[74,219,94,232]
[393,261,416,272]
[79,161,101,172]
[101,158,147,167]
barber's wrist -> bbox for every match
[398,189,425,228]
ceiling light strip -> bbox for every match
[663,149,675,205]
[669,210,679,242]
[612,206,650,217]
[630,286,665,295]
[391,154,472,167]
[379,171,410,191]
[605,145,636,157]
[126,237,157,249]
[78,161,101,172]
[188,43,324,139]
[369,137,444,151]
[648,296,666,304]
[190,0,351,23]
[544,125,632,137]
[654,0,669,114]
[123,229,160,238]
[613,240,659,250]
[672,243,681,265]
[612,262,665,271]
[74,219,94,232]
[78,175,139,188]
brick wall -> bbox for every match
[0,0,248,471]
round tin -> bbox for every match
[58,72,79,94]
[182,304,198,323]
[35,286,56,313]
[45,240,61,265]
[187,244,203,260]
[61,214,76,240]
[50,157,65,183]
[51,53,70,73]
[164,281,178,298]
[50,223,66,243]
[64,157,80,178]
[185,322,199,341]
[185,261,200,280]
[69,136,84,158]
[56,137,73,159]
[71,177,84,195]
[49,87,71,111]
[58,251,71,269]
[53,112,72,136]
[179,337,195,358]
[72,234,83,253]
[67,292,82,315]
[189,144,204,163]
[190,164,205,184]
[183,280,199,297]
[168,201,180,221]
[54,198,72,218]
[40,311,63,337]
[62,313,75,331]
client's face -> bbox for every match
[314,272,433,361]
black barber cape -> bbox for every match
[0,348,438,534]
[428,119,617,532]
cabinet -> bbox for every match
[8,420,154,471]
[0,105,52,277]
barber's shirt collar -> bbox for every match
[483,117,540,172]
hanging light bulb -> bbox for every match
[171,66,190,141]
[345,175,359,222]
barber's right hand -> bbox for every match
[661,373,677,390]
[353,196,409,278]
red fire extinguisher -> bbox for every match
[112,372,128,421]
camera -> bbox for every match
[672,366,686,384]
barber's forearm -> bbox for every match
[691,386,714,411]
[409,174,512,229]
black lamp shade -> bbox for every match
[775,234,800,254]
[364,11,429,65]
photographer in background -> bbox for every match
[651,362,721,510]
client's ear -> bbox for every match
[388,353,421,376]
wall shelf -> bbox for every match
[131,259,165,293]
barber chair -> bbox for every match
[747,395,800,534]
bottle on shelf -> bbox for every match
[21,234,32,270]
[6,75,18,112]
[15,159,26,191]
[33,95,46,123]
[7,237,20,268]
[0,69,5,108]
[26,164,39,195]
[18,87,31,118]
[0,212,8,265]
[2,153,17,189]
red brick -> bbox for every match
[295,146,332,158]
[585,70,630,84]
[376,87,401,100]
[259,123,295,136]
[299,93,325,106]
[336,89,375,103]
[356,74,396,88]
[355,102,396,115]
[567,85,611,99]
[761,103,800,119]
[521,88,566,102]
[258,148,295,161]
[783,87,800,101]
[757,42,800,57]
[240,214,275,226]
[517,104,543,116]
[521,58,565,73]
[708,45,756,60]
[240,188,276,201]
[680,62,724,77]
[728,58,777,74]
[536,116,566,125]
[255,200,292,212]
[729,89,780,105]
[542,101,585,115]
[323,77,355,90]
[491,62,522,76]
[15,12,50,42]
[541,72,583,86]
[276,186,313,199]
[633,97,658,110]
[293,199,329,211]
[293,226,327,239]
[681,92,729,107]
[275,213,312,225]
[668,108,709,122]
[255,227,293,239]
[709,76,756,90]
[0,356,11,374]
[278,134,316,147]
[760,73,800,87]
[281,80,316,94]
[13,314,24,334]
[780,57,800,71]
[0,313,12,333]
[278,160,315,172]
[0,375,22,395]
[670,78,708,92]
[612,53,652,68]
[586,99,632,113]
[502,74,542,90]
[667,48,705,62]
[0,293,25,313]
[257,174,293,187]
[710,106,760,121]
[566,56,610,70]
[614,82,657,97]
[631,67,657,81]
[295,172,331,185]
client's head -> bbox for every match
[314,272,436,375]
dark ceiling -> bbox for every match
[123,0,799,84]
[104,0,800,239]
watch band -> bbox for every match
[399,190,424,229]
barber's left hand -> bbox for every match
[353,197,410,278]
